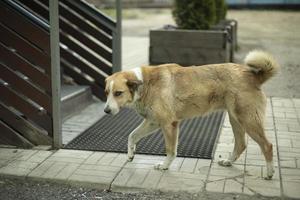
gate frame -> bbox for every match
[49,0,122,148]
[49,0,62,148]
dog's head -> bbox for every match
[104,71,142,115]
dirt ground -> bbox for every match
[122,9,300,98]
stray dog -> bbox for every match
[104,50,279,179]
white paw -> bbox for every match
[154,163,168,170]
[127,145,136,162]
[218,159,233,167]
[127,155,134,162]
[265,169,274,180]
[264,175,273,180]
[265,161,274,180]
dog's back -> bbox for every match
[142,51,279,120]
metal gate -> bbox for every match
[0,0,121,148]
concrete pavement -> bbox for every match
[1,97,299,199]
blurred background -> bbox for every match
[85,0,300,97]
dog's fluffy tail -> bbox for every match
[244,50,279,84]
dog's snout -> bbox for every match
[104,106,111,114]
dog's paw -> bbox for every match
[264,175,273,180]
[154,163,168,171]
[127,145,136,162]
[218,159,233,167]
[265,162,274,180]
[264,168,274,180]
[127,155,134,162]
[127,150,135,162]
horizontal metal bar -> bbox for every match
[64,0,116,32]
[78,0,116,29]
[3,0,49,30]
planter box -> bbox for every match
[149,27,231,66]
[212,19,238,62]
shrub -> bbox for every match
[215,0,227,23]
[172,0,216,30]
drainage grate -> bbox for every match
[64,109,225,159]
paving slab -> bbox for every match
[1,96,300,199]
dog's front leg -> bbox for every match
[128,119,158,161]
[154,122,179,170]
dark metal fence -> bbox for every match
[16,0,120,100]
[0,0,121,147]
[0,0,52,147]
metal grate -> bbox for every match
[65,108,225,159]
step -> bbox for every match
[61,85,93,121]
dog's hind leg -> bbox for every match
[127,119,159,161]
[244,120,274,179]
[154,121,179,170]
[234,100,274,179]
[218,114,246,167]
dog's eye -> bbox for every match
[114,91,123,97]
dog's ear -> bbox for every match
[126,80,143,92]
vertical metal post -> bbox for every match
[49,0,62,148]
[112,0,122,73]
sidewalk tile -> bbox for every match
[27,151,53,163]
[242,184,255,196]
[79,164,120,172]
[167,157,184,171]
[292,140,300,148]
[224,179,244,194]
[278,139,292,148]
[68,174,112,186]
[84,152,105,165]
[126,168,149,187]
[46,156,85,164]
[112,168,135,187]
[280,159,297,168]
[16,150,38,161]
[209,164,244,178]
[125,162,154,169]
[0,159,10,167]
[157,176,204,192]
[0,148,21,160]
[281,168,300,181]
[110,154,128,167]
[195,159,211,174]
[244,177,281,197]
[142,170,163,189]
[208,175,226,181]
[133,154,165,160]
[74,168,117,178]
[97,153,119,165]
[42,162,67,178]
[0,160,40,176]
[163,171,206,180]
[52,149,93,159]
[245,165,262,178]
[282,181,300,199]
[179,158,198,173]
[206,179,225,193]
[55,163,81,180]
[28,161,54,177]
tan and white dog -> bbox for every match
[104,50,279,179]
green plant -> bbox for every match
[215,0,227,23]
[172,0,216,30]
